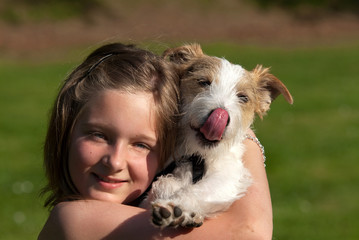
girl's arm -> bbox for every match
[38,130,272,240]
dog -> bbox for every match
[148,43,293,228]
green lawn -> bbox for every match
[0,43,358,239]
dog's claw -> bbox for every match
[185,212,203,228]
[169,216,185,226]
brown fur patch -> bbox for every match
[164,43,293,122]
[239,73,256,124]
[174,53,222,107]
[163,43,204,64]
[250,65,293,118]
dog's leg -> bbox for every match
[150,162,195,227]
[151,154,252,228]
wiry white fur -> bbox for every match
[179,59,248,157]
[148,57,254,228]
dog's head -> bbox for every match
[164,44,293,156]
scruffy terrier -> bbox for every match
[149,44,293,228]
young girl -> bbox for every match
[39,43,272,239]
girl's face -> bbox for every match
[68,89,159,204]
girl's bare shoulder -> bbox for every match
[38,200,148,240]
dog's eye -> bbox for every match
[237,94,249,103]
[197,78,211,87]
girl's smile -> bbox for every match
[92,173,128,189]
[68,89,159,204]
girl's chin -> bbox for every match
[85,191,126,203]
[83,187,144,204]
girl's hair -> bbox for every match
[42,43,179,208]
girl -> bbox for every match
[39,43,272,239]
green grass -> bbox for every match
[0,61,73,239]
[1,43,358,239]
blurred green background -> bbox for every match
[1,0,358,239]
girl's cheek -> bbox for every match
[129,154,158,181]
[70,139,96,166]
[145,153,160,182]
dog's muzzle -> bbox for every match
[199,108,229,141]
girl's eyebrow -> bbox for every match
[134,134,157,145]
[80,121,105,129]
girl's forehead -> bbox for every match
[85,89,155,107]
[78,89,158,131]
[84,89,154,110]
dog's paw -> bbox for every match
[151,202,203,228]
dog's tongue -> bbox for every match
[200,108,229,141]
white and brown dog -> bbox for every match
[149,44,293,228]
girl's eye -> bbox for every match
[237,94,249,103]
[134,143,151,150]
[89,132,107,141]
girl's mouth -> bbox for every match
[92,173,127,188]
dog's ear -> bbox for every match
[252,65,293,117]
[163,43,204,64]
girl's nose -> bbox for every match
[102,143,127,171]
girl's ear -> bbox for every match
[163,43,204,64]
[252,65,293,118]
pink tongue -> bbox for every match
[200,108,229,141]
